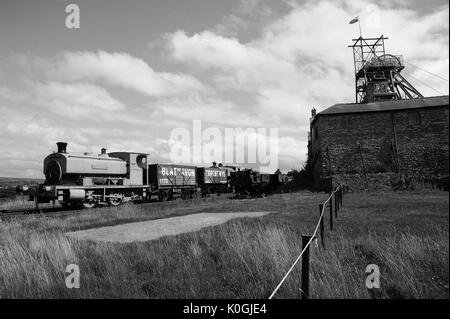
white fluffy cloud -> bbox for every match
[34,81,124,112]
[49,51,206,97]
[166,0,449,105]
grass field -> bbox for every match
[0,190,448,299]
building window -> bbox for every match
[407,112,421,126]
[314,125,319,141]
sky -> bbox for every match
[0,0,448,177]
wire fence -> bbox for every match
[268,185,344,299]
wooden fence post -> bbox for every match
[319,204,325,248]
[338,189,341,209]
[334,189,338,219]
[301,235,312,299]
[329,194,333,231]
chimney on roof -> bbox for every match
[311,108,317,118]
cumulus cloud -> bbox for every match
[214,14,250,37]
[1,81,148,125]
[166,0,448,101]
[237,0,272,18]
[34,81,124,112]
[48,51,206,97]
[167,30,296,85]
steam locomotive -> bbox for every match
[17,142,284,208]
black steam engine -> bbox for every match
[18,142,151,208]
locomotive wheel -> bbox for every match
[158,191,166,202]
[82,199,96,209]
[108,197,122,207]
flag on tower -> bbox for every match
[349,16,359,24]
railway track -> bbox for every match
[0,196,153,220]
[0,197,212,220]
[0,192,267,220]
[0,206,82,220]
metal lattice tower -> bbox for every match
[348,35,424,104]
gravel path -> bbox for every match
[66,211,273,243]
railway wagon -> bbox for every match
[229,169,256,194]
[196,167,229,196]
[148,164,198,201]
[259,172,285,193]
[230,169,284,195]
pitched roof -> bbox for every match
[317,95,449,117]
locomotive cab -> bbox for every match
[108,152,149,186]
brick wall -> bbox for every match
[309,105,449,189]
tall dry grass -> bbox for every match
[0,191,448,298]
[0,221,79,298]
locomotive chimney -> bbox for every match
[101,148,107,155]
[56,142,67,153]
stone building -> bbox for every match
[307,95,449,190]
